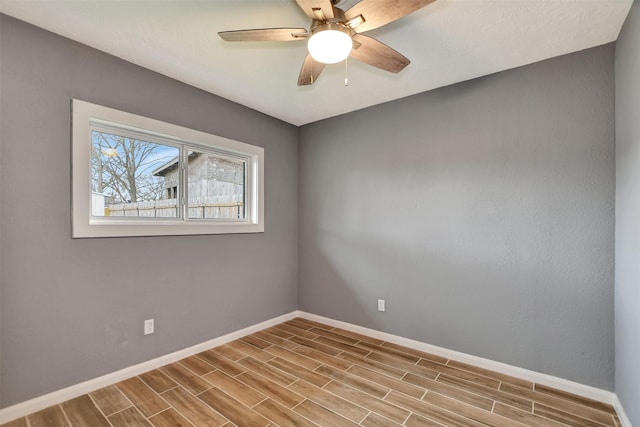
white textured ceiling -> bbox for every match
[0,0,632,125]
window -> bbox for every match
[91,129,181,218]
[72,99,264,238]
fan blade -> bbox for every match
[350,34,409,73]
[345,0,436,33]
[219,28,308,42]
[295,0,335,20]
[298,54,326,86]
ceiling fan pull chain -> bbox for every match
[344,56,349,86]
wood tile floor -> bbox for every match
[2,318,621,427]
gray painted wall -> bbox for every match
[615,2,640,424]
[299,45,615,389]
[0,15,298,407]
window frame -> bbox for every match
[72,99,264,238]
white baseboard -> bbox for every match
[0,311,299,424]
[297,312,617,405]
[614,394,634,427]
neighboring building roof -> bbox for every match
[152,156,179,177]
[152,152,200,177]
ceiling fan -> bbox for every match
[218,0,437,86]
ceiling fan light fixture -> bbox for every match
[308,23,352,64]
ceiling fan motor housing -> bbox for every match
[310,21,351,38]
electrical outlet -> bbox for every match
[377,299,385,312]
[144,319,154,335]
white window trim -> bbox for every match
[71,99,264,238]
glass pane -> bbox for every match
[186,150,246,219]
[91,130,180,218]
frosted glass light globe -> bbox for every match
[308,27,352,64]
